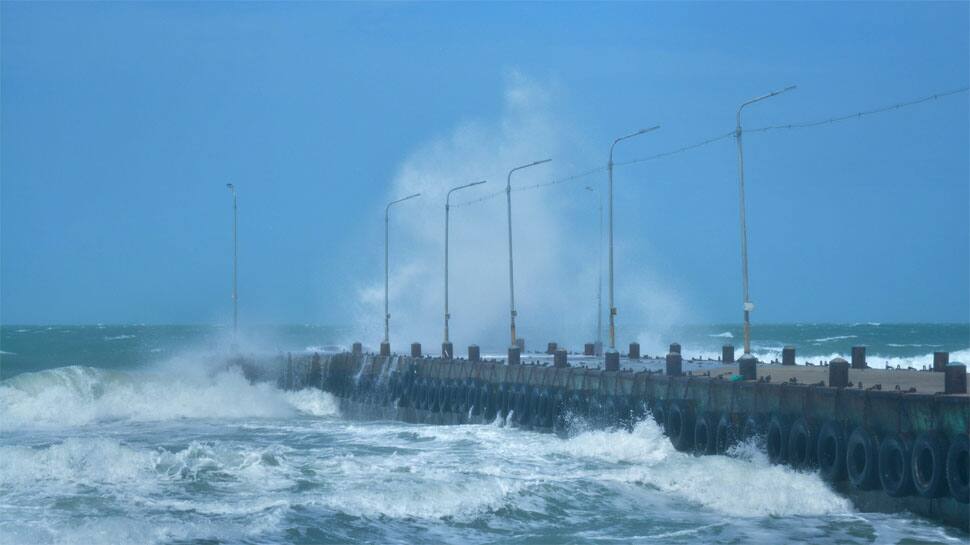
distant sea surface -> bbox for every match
[1,324,967,544]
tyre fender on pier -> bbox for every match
[816,420,847,482]
[715,413,739,454]
[945,433,969,503]
[787,417,818,469]
[879,434,915,497]
[766,414,791,464]
[665,400,694,452]
[694,413,717,455]
[912,432,949,499]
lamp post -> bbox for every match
[506,158,551,363]
[444,180,486,358]
[607,127,659,369]
[225,183,237,343]
[383,193,421,356]
[735,85,796,357]
[585,186,604,356]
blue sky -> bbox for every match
[2,2,968,332]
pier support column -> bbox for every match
[380,342,391,357]
[666,351,682,377]
[508,346,521,366]
[352,342,363,356]
[945,363,967,394]
[934,352,949,372]
[546,342,558,355]
[722,344,735,363]
[738,353,757,381]
[629,342,640,360]
[468,345,480,362]
[782,346,795,366]
[851,346,867,369]
[605,350,619,371]
[442,342,453,359]
[554,348,568,368]
[411,342,422,358]
[829,357,849,388]
[584,343,595,356]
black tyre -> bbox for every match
[715,413,738,454]
[694,413,717,455]
[847,426,880,490]
[912,432,949,499]
[879,434,914,497]
[741,414,764,441]
[666,401,695,452]
[766,414,791,464]
[788,418,818,469]
[945,433,969,503]
[816,421,846,482]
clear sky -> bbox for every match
[2,2,968,336]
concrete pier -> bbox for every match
[264,349,970,531]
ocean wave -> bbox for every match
[0,365,340,429]
[811,335,857,343]
[104,334,137,341]
[708,332,734,339]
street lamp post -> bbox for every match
[383,193,421,357]
[225,183,238,345]
[585,186,604,356]
[606,127,659,369]
[735,85,796,359]
[444,180,486,358]
[506,158,551,364]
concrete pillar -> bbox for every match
[605,351,620,371]
[628,342,640,360]
[546,342,558,355]
[782,346,795,366]
[380,342,391,357]
[851,346,867,369]
[738,353,757,381]
[669,343,681,355]
[722,344,735,363]
[584,343,595,356]
[554,348,568,368]
[933,352,949,372]
[515,338,525,352]
[665,351,682,377]
[352,342,363,356]
[468,344,481,362]
[829,357,849,388]
[508,346,521,366]
[442,342,453,359]
[945,363,967,394]
[411,342,422,358]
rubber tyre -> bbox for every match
[715,413,738,454]
[666,401,695,452]
[694,413,717,455]
[741,414,764,441]
[912,432,949,499]
[766,414,791,465]
[846,426,880,490]
[879,434,914,497]
[816,421,846,482]
[652,402,666,432]
[945,433,969,503]
[788,418,818,469]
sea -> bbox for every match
[1,323,967,544]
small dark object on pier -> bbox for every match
[829,358,849,388]
[468,345,480,362]
[783,346,796,366]
[411,343,422,358]
[852,346,867,369]
[629,342,640,360]
[945,363,967,394]
[934,352,949,372]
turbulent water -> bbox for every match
[1,324,968,544]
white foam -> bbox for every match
[709,332,734,338]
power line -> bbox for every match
[451,85,968,208]
[746,86,969,134]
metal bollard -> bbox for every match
[468,344,481,362]
[722,344,735,363]
[547,342,558,355]
[739,353,757,380]
[829,357,849,388]
[782,346,795,366]
[666,351,683,377]
[945,363,967,394]
[669,343,681,355]
[851,346,867,369]
[584,343,595,356]
[352,342,363,356]
[411,342,422,358]
[933,352,949,372]
[442,342,453,359]
[605,351,620,371]
[629,342,640,360]
[507,346,521,366]
[380,342,391,357]
[515,338,525,352]
[554,348,568,368]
